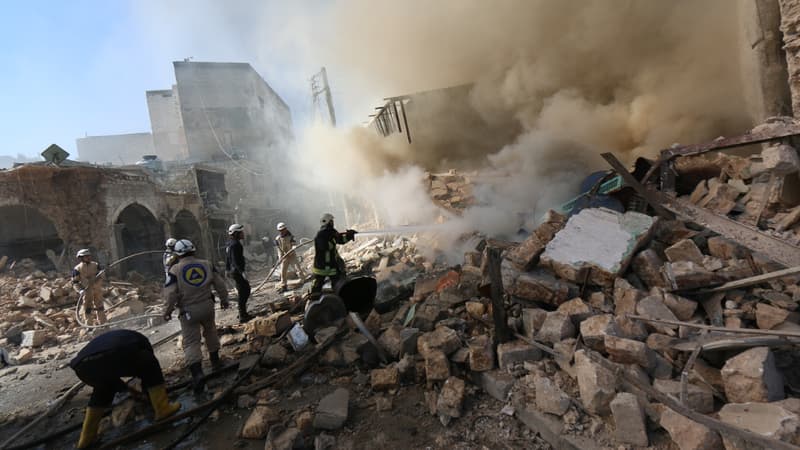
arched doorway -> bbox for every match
[172,210,204,257]
[0,205,64,269]
[115,204,164,277]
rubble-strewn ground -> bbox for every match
[3,124,800,449]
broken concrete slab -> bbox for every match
[721,347,784,403]
[540,208,657,287]
[610,392,648,446]
[313,388,349,430]
[718,402,800,449]
[497,339,541,370]
[660,407,723,450]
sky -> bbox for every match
[0,0,369,163]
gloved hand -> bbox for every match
[163,311,172,322]
[346,229,357,241]
[220,299,230,310]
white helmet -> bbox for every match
[173,239,196,256]
[165,238,177,249]
[76,249,91,258]
[277,222,287,231]
[320,213,334,227]
[228,223,244,235]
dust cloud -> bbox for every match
[290,0,753,246]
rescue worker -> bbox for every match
[275,222,307,292]
[226,223,252,323]
[70,329,180,448]
[72,249,107,325]
[164,239,229,393]
[163,237,178,276]
[311,213,357,300]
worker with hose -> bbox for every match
[164,239,229,393]
[310,213,357,300]
[226,223,252,323]
[69,329,181,448]
[72,249,107,326]
[275,222,307,292]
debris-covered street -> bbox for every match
[5,1,800,450]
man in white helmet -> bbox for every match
[163,238,178,277]
[311,213,356,300]
[225,223,252,323]
[163,239,229,393]
[72,249,107,325]
[275,222,307,292]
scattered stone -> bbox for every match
[436,376,466,422]
[660,407,723,450]
[248,312,291,337]
[497,340,541,370]
[580,314,618,352]
[237,395,256,409]
[424,350,450,382]
[632,249,666,288]
[505,210,567,270]
[378,325,420,358]
[610,392,648,446]
[663,292,698,321]
[265,426,301,450]
[653,379,714,414]
[536,311,576,344]
[14,348,33,364]
[501,264,573,306]
[534,376,571,416]
[375,395,393,412]
[477,370,515,401]
[417,326,460,357]
[718,402,800,449]
[762,144,800,174]
[721,347,784,403]
[468,335,495,372]
[665,239,705,264]
[755,303,790,330]
[636,296,679,336]
[370,366,399,391]
[465,301,485,318]
[604,335,654,369]
[574,350,617,415]
[20,330,45,348]
[261,344,288,366]
[314,433,336,450]
[557,298,593,324]
[313,388,349,430]
[240,406,279,439]
[707,236,749,260]
[521,308,547,339]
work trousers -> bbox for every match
[178,301,220,366]
[72,345,165,407]
[280,254,307,287]
[83,287,107,325]
[310,273,342,301]
[231,272,251,316]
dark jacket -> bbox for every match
[70,329,151,368]
[225,238,246,274]
[313,225,353,276]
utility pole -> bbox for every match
[310,67,337,127]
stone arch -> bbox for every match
[115,203,164,276]
[0,204,64,269]
[172,209,204,257]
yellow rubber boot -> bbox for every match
[76,406,105,449]
[148,384,181,421]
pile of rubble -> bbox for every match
[425,170,476,213]
[0,259,165,366]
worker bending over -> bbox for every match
[70,329,180,448]
[275,222,307,292]
[311,213,356,300]
[72,249,107,325]
[164,239,229,393]
[226,223,252,323]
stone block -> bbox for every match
[613,277,644,316]
[534,376,571,416]
[424,350,450,382]
[719,402,800,449]
[604,335,654,369]
[660,407,723,450]
[497,339,541,370]
[436,377,466,419]
[465,301,485,318]
[248,312,291,337]
[707,236,749,260]
[610,392,648,446]
[504,210,567,270]
[698,178,740,215]
[378,325,419,358]
[755,303,790,330]
[468,335,495,372]
[653,379,714,414]
[502,262,573,306]
[660,293,697,322]
[762,144,800,174]
[477,370,515,401]
[21,330,45,348]
[521,308,547,339]
[632,249,666,288]
[39,286,53,302]
[417,326,460,357]
[261,344,288,366]
[412,303,446,331]
[265,427,301,450]
[574,350,617,415]
[721,347,784,403]
[370,366,399,391]
[664,261,726,291]
[240,406,279,439]
[665,239,705,264]
[557,297,593,324]
[540,208,657,287]
[15,348,33,364]
[588,291,614,313]
[636,295,679,336]
[313,388,349,430]
[580,314,618,352]
[536,311,576,344]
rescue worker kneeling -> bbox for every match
[70,329,180,448]
[163,239,229,393]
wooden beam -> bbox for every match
[628,314,800,339]
[660,125,800,159]
[692,266,800,294]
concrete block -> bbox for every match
[497,339,541,369]
[762,144,800,174]
[313,388,349,430]
[721,347,784,403]
[610,392,648,446]
[21,330,45,348]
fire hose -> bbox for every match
[251,238,313,294]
